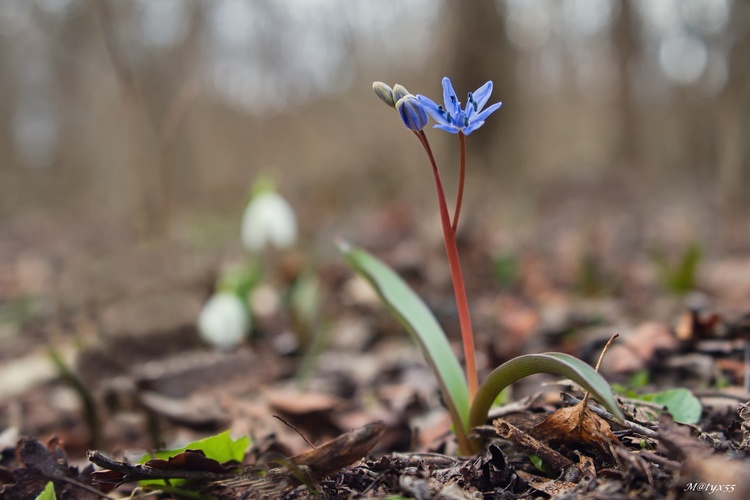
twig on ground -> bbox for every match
[86,451,238,482]
[493,419,580,482]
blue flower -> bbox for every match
[396,95,429,131]
[417,77,502,135]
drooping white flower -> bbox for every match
[240,191,298,252]
[198,292,250,350]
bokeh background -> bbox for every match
[1,0,749,274]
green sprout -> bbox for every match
[651,242,703,295]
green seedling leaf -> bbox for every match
[339,242,471,453]
[637,388,702,424]
[628,369,651,390]
[528,454,554,476]
[613,369,651,397]
[139,431,250,487]
[469,353,624,453]
[141,430,250,464]
[576,253,615,297]
[35,482,56,500]
[218,261,262,299]
[652,243,702,295]
[671,243,702,294]
[492,253,519,289]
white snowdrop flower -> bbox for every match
[240,191,298,252]
[198,292,250,350]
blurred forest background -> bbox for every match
[3,2,750,489]
[1,0,749,279]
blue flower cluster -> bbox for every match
[373,78,502,134]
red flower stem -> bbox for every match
[452,132,466,234]
[414,130,478,401]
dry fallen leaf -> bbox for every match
[515,470,578,496]
[286,420,385,478]
[532,401,620,458]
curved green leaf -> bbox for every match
[339,242,471,452]
[469,352,624,452]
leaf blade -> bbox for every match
[339,243,470,447]
[469,352,624,452]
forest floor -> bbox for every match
[1,193,750,499]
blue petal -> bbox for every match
[434,123,460,134]
[396,95,429,131]
[473,101,502,123]
[441,77,461,116]
[471,81,493,112]
[462,120,485,135]
[417,95,451,127]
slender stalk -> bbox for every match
[414,130,478,400]
[579,333,619,428]
[452,132,467,233]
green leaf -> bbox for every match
[139,431,250,487]
[339,242,471,452]
[35,482,57,500]
[492,253,519,289]
[469,352,624,452]
[528,454,554,476]
[217,261,262,299]
[638,388,702,424]
[652,243,703,295]
[140,430,250,463]
[628,369,651,390]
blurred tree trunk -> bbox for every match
[443,0,519,173]
[715,2,750,250]
[612,0,638,169]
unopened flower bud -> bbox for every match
[372,81,396,108]
[396,95,429,131]
[392,84,410,102]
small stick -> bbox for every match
[594,334,620,372]
[493,419,579,481]
[52,475,114,500]
[86,451,238,482]
[273,414,317,449]
[578,333,619,428]
[744,341,750,394]
[637,449,682,469]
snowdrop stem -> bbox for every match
[452,132,467,234]
[414,130,478,401]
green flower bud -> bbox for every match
[392,84,410,102]
[372,81,396,108]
